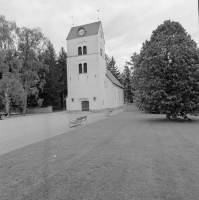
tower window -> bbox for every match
[93,97,96,101]
[79,63,87,74]
[72,98,74,102]
[100,48,102,56]
[83,46,87,54]
[84,63,87,73]
[79,64,82,73]
[78,47,82,55]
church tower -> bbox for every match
[66,21,107,112]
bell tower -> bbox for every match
[66,21,107,112]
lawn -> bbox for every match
[0,108,199,200]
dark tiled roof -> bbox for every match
[106,70,124,89]
[66,21,101,40]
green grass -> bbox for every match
[1,109,199,200]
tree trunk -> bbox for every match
[22,92,27,116]
[4,90,10,117]
[166,113,171,120]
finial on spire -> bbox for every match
[97,10,100,21]
[71,16,74,27]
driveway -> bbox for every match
[0,109,122,155]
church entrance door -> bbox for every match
[82,101,89,111]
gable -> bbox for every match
[66,21,101,40]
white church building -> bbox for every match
[66,21,124,112]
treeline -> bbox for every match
[0,14,67,116]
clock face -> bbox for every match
[78,28,85,36]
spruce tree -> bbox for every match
[57,47,67,109]
[122,64,133,103]
[41,41,61,107]
[107,56,121,82]
[105,54,111,69]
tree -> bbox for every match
[0,15,24,116]
[105,54,111,69]
[40,41,61,107]
[0,51,24,116]
[57,47,67,109]
[126,52,140,71]
[18,27,48,114]
[107,56,121,82]
[133,20,199,120]
[122,64,133,103]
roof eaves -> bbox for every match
[106,73,124,89]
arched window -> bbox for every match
[83,46,87,54]
[78,47,82,55]
[79,64,82,73]
[84,63,87,73]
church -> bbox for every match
[66,21,124,112]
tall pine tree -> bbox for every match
[122,64,133,103]
[107,56,121,82]
[40,41,61,107]
[57,47,67,109]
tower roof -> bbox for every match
[106,70,124,89]
[66,21,101,40]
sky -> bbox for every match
[0,0,198,72]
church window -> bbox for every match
[79,64,82,73]
[93,97,96,101]
[83,46,87,54]
[72,98,74,102]
[78,47,82,55]
[83,63,87,73]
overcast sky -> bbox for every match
[0,0,198,72]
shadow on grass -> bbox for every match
[141,115,199,124]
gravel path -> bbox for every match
[0,110,122,155]
[0,109,199,199]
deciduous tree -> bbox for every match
[18,27,48,114]
[0,15,24,115]
[133,20,199,120]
